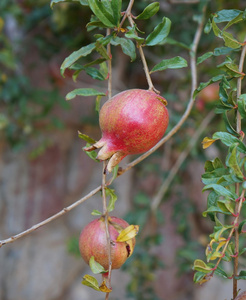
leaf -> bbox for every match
[61,43,96,77]
[116,225,139,242]
[193,75,224,99]
[145,17,171,46]
[197,52,213,65]
[87,0,116,28]
[84,66,107,81]
[214,266,231,279]
[81,274,100,291]
[136,2,160,20]
[238,220,246,234]
[227,146,244,180]
[202,205,231,217]
[66,88,105,100]
[150,56,188,73]
[213,132,246,154]
[89,256,107,274]
[106,188,118,212]
[213,9,242,23]
[193,259,213,273]
[110,37,136,61]
[234,270,246,280]
[203,184,237,200]
[78,131,96,144]
[125,26,145,44]
[193,271,207,284]
[110,0,122,27]
[91,209,102,216]
[202,137,218,149]
[99,280,112,293]
[238,94,246,119]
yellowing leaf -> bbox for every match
[116,225,139,242]
[99,280,112,293]
[81,274,100,291]
[209,250,222,261]
[202,137,218,149]
[193,259,213,273]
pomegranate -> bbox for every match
[79,216,136,270]
[85,89,169,172]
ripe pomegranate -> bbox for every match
[235,291,246,300]
[85,89,169,172]
[196,83,219,111]
[79,216,136,270]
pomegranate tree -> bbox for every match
[79,216,136,270]
[85,89,169,172]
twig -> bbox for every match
[107,28,112,99]
[0,185,101,248]
[120,4,206,175]
[233,38,246,299]
[151,111,214,211]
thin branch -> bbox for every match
[233,39,246,299]
[151,111,214,211]
[107,28,112,99]
[0,185,101,248]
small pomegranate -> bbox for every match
[85,89,169,172]
[79,216,136,270]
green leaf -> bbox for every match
[238,94,246,119]
[193,271,207,284]
[111,0,122,27]
[203,184,237,200]
[197,52,213,65]
[223,11,244,31]
[193,75,224,99]
[78,131,96,144]
[212,18,221,37]
[91,209,102,216]
[238,220,246,234]
[150,56,188,73]
[136,2,160,20]
[89,256,107,274]
[213,9,242,23]
[145,17,171,46]
[213,132,246,154]
[106,188,118,212]
[222,31,242,49]
[125,26,145,44]
[234,270,246,280]
[203,205,231,217]
[66,88,105,100]
[227,146,244,180]
[50,0,88,9]
[215,266,231,279]
[82,274,100,291]
[111,37,136,61]
[84,67,107,81]
[87,0,116,27]
[61,43,96,77]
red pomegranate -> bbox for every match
[79,216,136,270]
[85,89,169,171]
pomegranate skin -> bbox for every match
[85,89,169,171]
[79,216,136,270]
